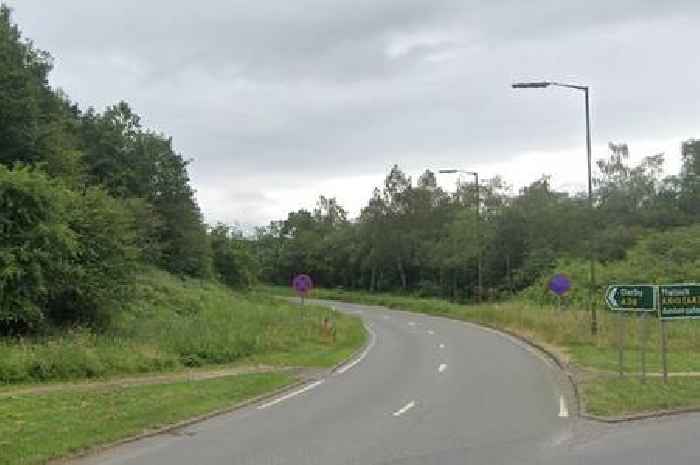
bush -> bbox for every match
[0,165,138,333]
[520,225,700,307]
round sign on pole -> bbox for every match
[292,274,313,304]
[548,274,572,296]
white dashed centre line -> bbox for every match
[558,395,569,418]
[393,401,416,417]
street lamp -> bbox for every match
[512,80,597,335]
[439,169,482,302]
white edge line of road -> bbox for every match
[393,401,416,417]
[462,321,569,418]
[257,379,325,410]
[335,323,377,375]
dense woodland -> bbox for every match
[0,7,254,334]
[1,6,699,336]
[255,141,699,299]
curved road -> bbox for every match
[77,301,700,465]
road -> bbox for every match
[76,300,700,465]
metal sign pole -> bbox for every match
[661,319,669,384]
[640,312,648,383]
[617,312,624,377]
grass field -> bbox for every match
[262,286,700,417]
[0,270,366,385]
[0,372,293,465]
[0,273,367,465]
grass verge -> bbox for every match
[0,372,293,465]
[0,270,366,385]
[582,377,700,417]
[262,286,700,418]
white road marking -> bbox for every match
[427,330,435,335]
[257,380,325,410]
[393,401,416,417]
[335,323,376,375]
[383,315,390,320]
[438,363,448,373]
[439,343,446,349]
[408,322,416,327]
[558,395,569,418]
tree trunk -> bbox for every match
[397,258,407,290]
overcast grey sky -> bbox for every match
[9,1,700,227]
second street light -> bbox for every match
[511,80,598,335]
[439,169,482,302]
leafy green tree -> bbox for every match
[210,224,258,288]
[0,166,138,333]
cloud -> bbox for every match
[8,0,700,225]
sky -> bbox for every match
[8,0,700,228]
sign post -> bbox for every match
[617,311,625,377]
[661,319,669,384]
[605,285,657,378]
[292,274,314,307]
[639,311,649,383]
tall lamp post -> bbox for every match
[511,81,597,335]
[439,169,482,302]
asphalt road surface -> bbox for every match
[76,300,700,465]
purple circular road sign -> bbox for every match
[292,274,314,296]
[549,274,572,296]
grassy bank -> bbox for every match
[0,270,366,385]
[0,372,292,465]
[0,274,366,465]
[264,286,700,417]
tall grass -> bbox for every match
[0,271,365,385]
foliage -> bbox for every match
[0,268,366,384]
[256,138,700,301]
[0,165,138,333]
[521,225,700,307]
[210,224,258,288]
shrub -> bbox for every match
[0,165,138,333]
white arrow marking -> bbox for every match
[408,322,416,327]
[393,401,416,417]
[438,363,448,373]
[439,343,445,349]
[427,330,435,335]
[606,287,618,308]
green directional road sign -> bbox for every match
[659,284,700,320]
[605,285,658,313]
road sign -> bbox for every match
[659,284,700,320]
[548,274,571,296]
[605,285,657,313]
[292,274,313,296]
